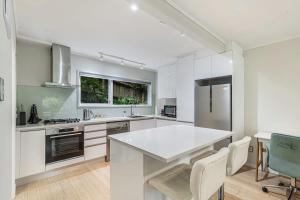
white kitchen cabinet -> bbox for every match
[194,51,233,80]
[157,64,176,99]
[15,131,21,179]
[85,144,106,161]
[176,55,195,123]
[130,119,156,131]
[211,51,233,78]
[20,130,46,178]
[156,119,177,127]
[194,56,211,80]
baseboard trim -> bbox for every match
[16,157,105,186]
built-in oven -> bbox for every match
[163,105,177,118]
[46,125,84,164]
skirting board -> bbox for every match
[15,157,105,186]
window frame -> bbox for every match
[78,71,152,108]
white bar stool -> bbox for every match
[148,148,230,200]
[190,136,251,176]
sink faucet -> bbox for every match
[130,104,135,117]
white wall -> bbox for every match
[0,0,16,199]
[16,39,157,119]
[244,37,300,165]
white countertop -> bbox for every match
[16,115,177,131]
[109,125,233,163]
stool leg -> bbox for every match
[218,184,225,200]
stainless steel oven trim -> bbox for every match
[49,132,83,139]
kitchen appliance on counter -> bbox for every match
[44,118,80,125]
[195,76,232,150]
[83,109,95,121]
[46,124,84,164]
[105,121,130,162]
[27,104,42,124]
[162,105,176,118]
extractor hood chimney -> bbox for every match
[43,44,74,88]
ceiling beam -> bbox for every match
[128,0,226,53]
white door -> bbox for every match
[20,130,46,178]
[176,55,195,123]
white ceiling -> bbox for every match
[170,0,300,49]
[14,0,205,70]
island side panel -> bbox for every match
[110,140,144,200]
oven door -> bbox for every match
[46,131,84,164]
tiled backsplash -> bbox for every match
[17,85,155,121]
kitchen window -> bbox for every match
[79,72,152,107]
[80,76,109,104]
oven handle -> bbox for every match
[49,132,83,139]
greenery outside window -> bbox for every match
[79,72,151,107]
[113,80,148,105]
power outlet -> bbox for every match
[248,146,254,152]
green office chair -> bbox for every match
[262,133,300,199]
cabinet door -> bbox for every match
[157,64,176,99]
[156,119,177,127]
[157,66,169,99]
[194,56,211,80]
[20,130,46,178]
[130,119,156,131]
[211,51,233,78]
[176,55,195,123]
[168,64,177,98]
[15,131,21,179]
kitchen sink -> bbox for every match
[128,115,146,118]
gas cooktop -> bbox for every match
[43,118,80,125]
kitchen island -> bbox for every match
[109,125,233,200]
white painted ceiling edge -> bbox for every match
[127,0,226,53]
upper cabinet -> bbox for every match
[194,51,233,80]
[176,55,195,123]
[157,64,176,99]
[194,56,211,80]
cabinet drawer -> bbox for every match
[85,144,106,161]
[85,137,106,147]
[85,123,106,132]
[85,130,106,139]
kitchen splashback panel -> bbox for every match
[17,85,155,120]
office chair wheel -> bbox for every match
[262,187,269,193]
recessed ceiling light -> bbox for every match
[180,32,186,37]
[130,4,138,11]
[229,60,233,64]
[140,64,144,70]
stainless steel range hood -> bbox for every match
[43,44,75,88]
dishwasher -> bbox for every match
[105,121,130,162]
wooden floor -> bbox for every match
[15,160,299,200]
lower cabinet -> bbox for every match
[130,119,156,131]
[85,144,107,161]
[156,119,177,127]
[19,130,46,178]
[84,125,107,161]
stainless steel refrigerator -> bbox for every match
[195,77,232,150]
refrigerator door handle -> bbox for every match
[210,85,212,113]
